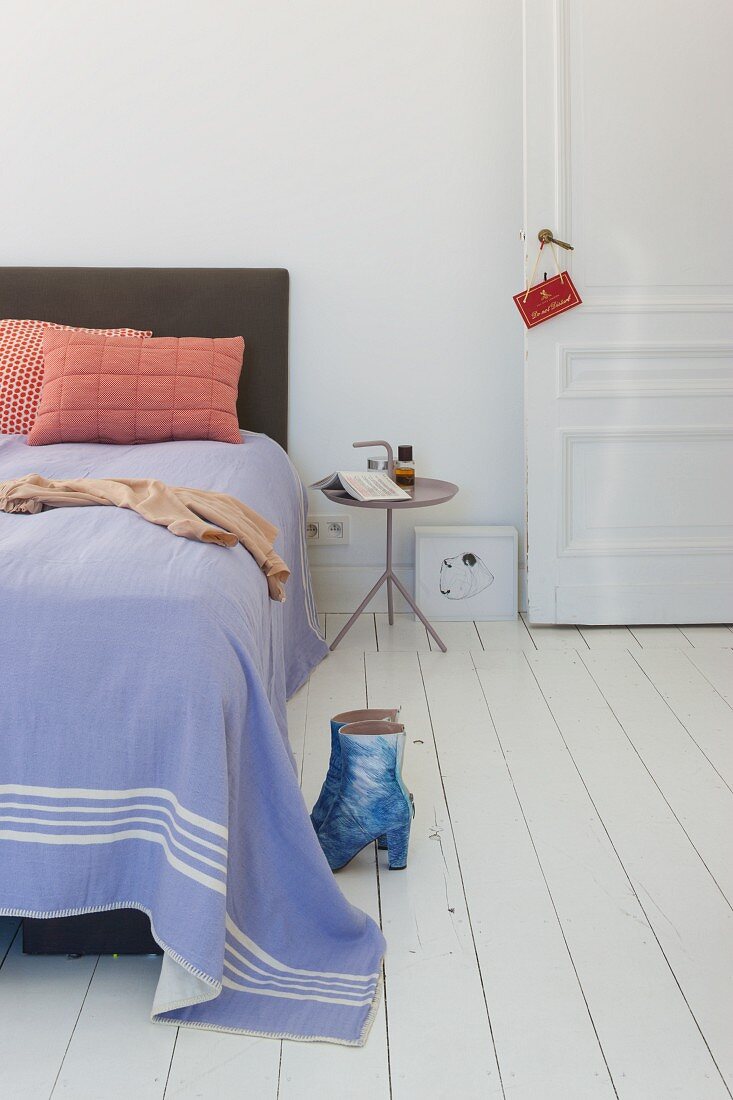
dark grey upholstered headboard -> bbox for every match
[0,268,289,450]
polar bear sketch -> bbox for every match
[439,552,494,600]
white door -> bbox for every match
[524,0,733,624]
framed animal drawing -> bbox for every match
[414,526,518,621]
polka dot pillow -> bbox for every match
[0,319,152,436]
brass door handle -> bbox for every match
[538,228,574,250]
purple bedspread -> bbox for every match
[0,431,385,1045]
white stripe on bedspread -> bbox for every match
[221,975,377,1007]
[0,785,228,893]
[226,914,379,982]
[0,829,226,894]
[223,914,380,1007]
[0,784,227,837]
[224,941,376,991]
[0,800,227,856]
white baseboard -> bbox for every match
[310,563,527,614]
[310,565,414,613]
[554,582,733,624]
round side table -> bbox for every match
[322,477,459,652]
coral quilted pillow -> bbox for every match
[0,319,152,435]
[27,331,244,446]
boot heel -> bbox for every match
[385,822,411,870]
[379,791,414,850]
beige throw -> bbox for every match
[0,474,290,601]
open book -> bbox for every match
[311,471,411,502]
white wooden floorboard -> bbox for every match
[374,612,430,651]
[325,613,377,652]
[279,651,390,1100]
[578,626,641,650]
[164,1029,280,1099]
[0,936,98,1100]
[579,650,733,906]
[679,626,733,647]
[628,626,692,648]
[521,614,588,650]
[52,955,176,1099]
[684,647,733,710]
[634,649,733,790]
[474,618,537,651]
[427,619,483,651]
[474,649,728,1100]
[422,651,614,1100]
[529,650,733,1095]
[365,651,502,1100]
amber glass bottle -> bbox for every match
[394,445,415,488]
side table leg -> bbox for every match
[329,569,389,651]
[390,572,448,653]
[386,509,395,625]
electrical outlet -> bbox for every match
[307,515,350,546]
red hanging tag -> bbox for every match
[513,270,582,328]
[514,240,581,328]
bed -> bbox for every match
[0,269,385,1046]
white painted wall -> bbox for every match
[1,1,524,602]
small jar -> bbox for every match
[367,457,389,472]
[394,445,415,488]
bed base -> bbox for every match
[23,911,162,956]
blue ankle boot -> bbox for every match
[316,722,413,871]
[310,708,399,834]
